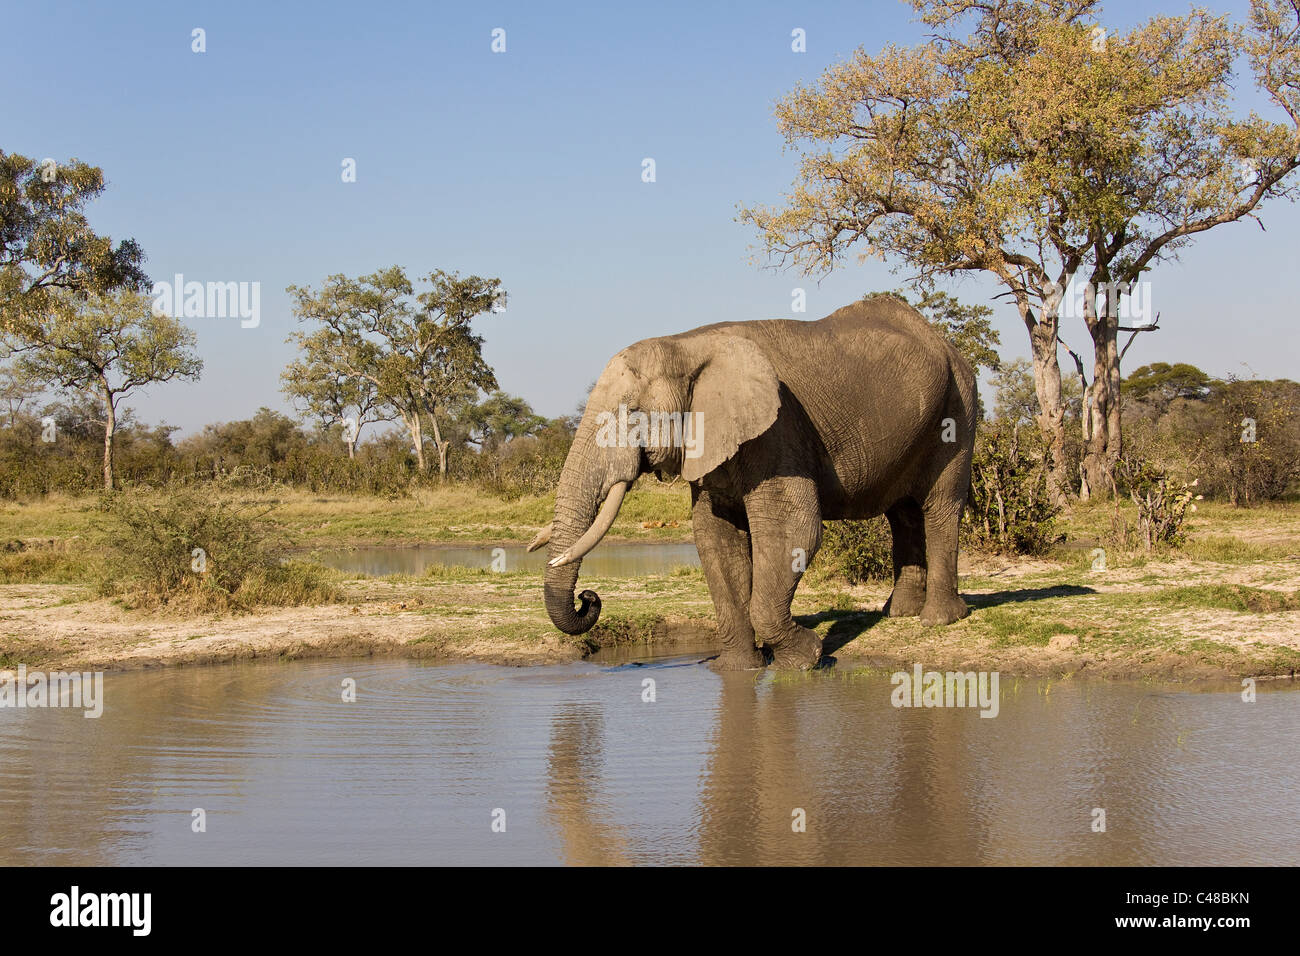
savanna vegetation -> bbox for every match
[2,0,1299,677]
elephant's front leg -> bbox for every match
[745,478,823,670]
[692,487,763,670]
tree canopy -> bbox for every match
[286,267,504,474]
[742,0,1300,501]
[0,151,147,338]
[5,289,201,488]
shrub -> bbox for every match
[817,517,892,583]
[92,484,340,610]
[1109,457,1200,552]
[1203,379,1300,506]
[965,422,1060,554]
[0,539,88,583]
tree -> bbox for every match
[176,408,310,480]
[993,357,1082,425]
[1122,362,1212,416]
[742,0,1091,501]
[992,359,1042,426]
[1022,0,1300,496]
[0,353,44,427]
[462,391,548,454]
[740,0,1300,504]
[1204,377,1300,505]
[281,328,392,459]
[0,151,147,337]
[5,289,201,489]
[287,267,504,475]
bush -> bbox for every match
[449,422,571,499]
[0,539,87,583]
[92,484,341,610]
[965,422,1060,554]
[1202,379,1300,506]
[1109,457,1200,552]
[817,517,892,583]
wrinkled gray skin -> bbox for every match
[539,298,977,670]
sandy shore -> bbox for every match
[4,550,1299,682]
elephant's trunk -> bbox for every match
[544,561,602,636]
[543,426,629,636]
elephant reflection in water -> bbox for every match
[544,673,1010,865]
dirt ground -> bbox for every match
[4,546,1299,682]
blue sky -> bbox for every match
[3,0,1296,435]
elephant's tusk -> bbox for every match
[527,523,553,552]
[547,481,628,569]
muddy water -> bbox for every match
[306,541,700,577]
[2,647,1297,865]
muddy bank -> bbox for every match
[2,579,1296,682]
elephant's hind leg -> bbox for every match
[919,501,968,626]
[883,498,927,617]
[745,479,823,670]
[693,487,763,670]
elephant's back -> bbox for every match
[695,299,953,387]
[692,300,962,509]
[690,297,953,364]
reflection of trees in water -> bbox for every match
[0,666,265,865]
[544,702,631,866]
[972,683,1174,866]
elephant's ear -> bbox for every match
[681,333,781,483]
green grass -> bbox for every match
[0,480,695,548]
[1178,536,1298,563]
[1138,584,1300,613]
[0,547,90,584]
[2,488,1299,677]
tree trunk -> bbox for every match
[402,411,426,472]
[1078,380,1093,500]
[1025,303,1070,506]
[427,409,449,478]
[101,383,116,491]
[1081,282,1123,497]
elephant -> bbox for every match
[529,297,978,670]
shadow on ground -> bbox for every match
[797,584,1098,658]
[964,584,1096,608]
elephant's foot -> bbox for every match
[769,628,823,670]
[883,583,926,618]
[712,643,765,671]
[920,591,969,627]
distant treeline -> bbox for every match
[0,363,1295,514]
[0,399,575,499]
